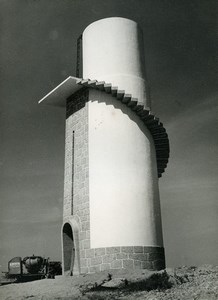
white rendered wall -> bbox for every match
[83,17,150,107]
[88,89,163,248]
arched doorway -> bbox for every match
[62,223,75,275]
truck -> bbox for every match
[2,255,62,284]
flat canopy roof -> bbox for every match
[38,76,82,107]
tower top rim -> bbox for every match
[83,17,139,34]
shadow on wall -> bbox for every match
[89,89,152,140]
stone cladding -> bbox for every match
[80,246,165,274]
[63,88,90,254]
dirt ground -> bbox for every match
[0,265,218,300]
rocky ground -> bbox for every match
[0,265,218,300]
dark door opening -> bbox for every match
[62,223,75,275]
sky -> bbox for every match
[0,0,217,270]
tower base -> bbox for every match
[80,246,165,274]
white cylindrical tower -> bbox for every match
[83,17,150,107]
[39,17,168,274]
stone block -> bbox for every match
[78,183,84,192]
[133,246,143,253]
[111,260,122,269]
[80,258,88,268]
[121,246,133,254]
[80,215,88,222]
[134,260,142,269]
[80,250,85,258]
[84,195,89,203]
[100,263,110,271]
[80,267,89,274]
[87,258,91,267]
[83,239,90,249]
[129,253,148,261]
[90,256,102,266]
[80,231,86,240]
[141,261,153,270]
[152,259,165,271]
[103,255,116,264]
[116,253,128,259]
[82,202,89,210]
[147,252,161,261]
[82,222,90,231]
[143,246,164,254]
[86,230,90,239]
[106,247,121,254]
[123,259,134,269]
[89,265,101,273]
[95,248,106,257]
[84,209,89,216]
[85,249,95,258]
